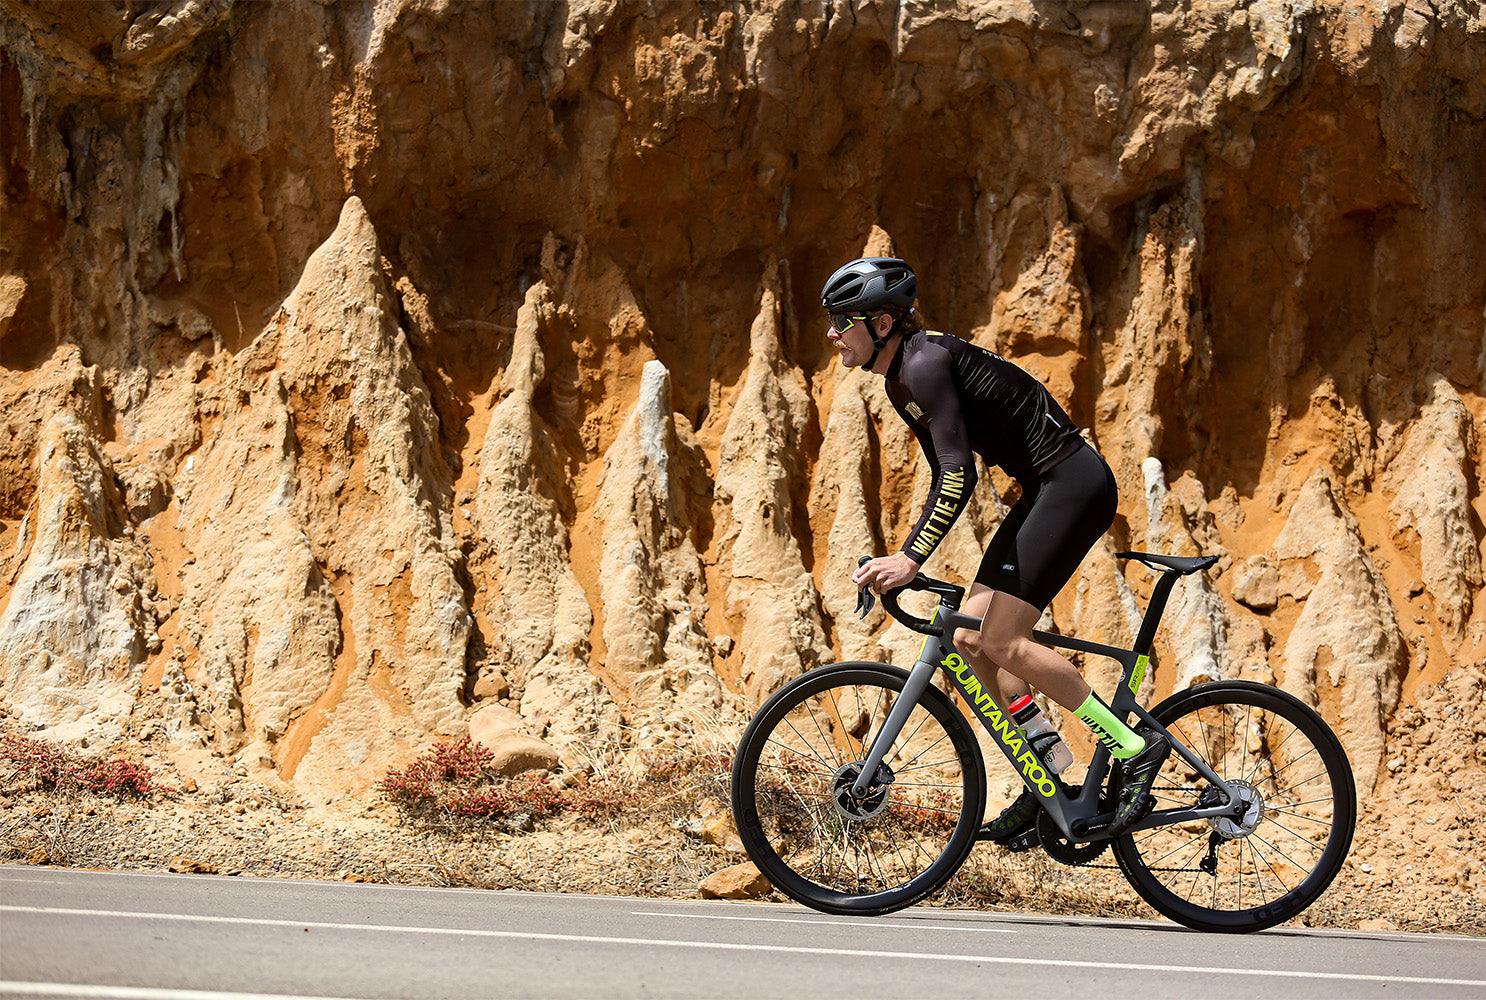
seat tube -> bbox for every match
[849,649,941,798]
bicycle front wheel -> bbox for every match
[1112,680,1357,932]
[731,662,986,916]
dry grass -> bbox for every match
[1,724,1482,935]
[938,846,1146,920]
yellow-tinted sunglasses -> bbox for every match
[829,313,873,333]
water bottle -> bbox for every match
[1008,694,1073,774]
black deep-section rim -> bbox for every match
[1112,680,1357,933]
[730,662,986,916]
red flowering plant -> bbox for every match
[0,733,170,798]
[379,738,734,831]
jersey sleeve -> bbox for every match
[894,342,979,564]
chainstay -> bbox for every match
[1046,783,1214,869]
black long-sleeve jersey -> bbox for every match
[884,329,1085,563]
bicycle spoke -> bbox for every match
[1265,804,1336,827]
[866,685,888,751]
[824,686,851,749]
[1247,835,1293,899]
[755,758,832,779]
[885,802,964,820]
[805,703,841,770]
[1260,815,1330,854]
[893,758,966,775]
[755,790,833,811]
[1140,828,1210,869]
[1267,793,1335,811]
[775,721,835,773]
[890,809,946,868]
[1249,826,1324,871]
[1267,768,1332,797]
[891,710,936,761]
[1206,707,1230,778]
[885,822,917,880]
[889,779,969,792]
[1259,743,1320,789]
[1244,842,1266,907]
[1240,710,1281,786]
[898,731,953,770]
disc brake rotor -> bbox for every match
[829,761,894,821]
[1211,780,1265,839]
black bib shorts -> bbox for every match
[975,443,1118,610]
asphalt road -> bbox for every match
[2,865,1484,999]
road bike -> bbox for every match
[729,552,1356,933]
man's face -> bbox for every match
[826,313,885,368]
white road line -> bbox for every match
[0,985,368,1000]
[630,910,1015,933]
[4,906,1485,989]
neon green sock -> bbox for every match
[1073,691,1146,760]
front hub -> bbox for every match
[829,761,895,821]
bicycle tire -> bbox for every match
[731,661,986,916]
[1112,680,1356,932]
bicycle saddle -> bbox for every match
[1116,551,1219,575]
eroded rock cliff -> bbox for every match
[2,2,1483,827]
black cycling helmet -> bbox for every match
[821,257,916,369]
[820,257,917,314]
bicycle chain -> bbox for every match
[1042,784,1205,870]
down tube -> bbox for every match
[933,638,1075,835]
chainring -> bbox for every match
[1037,806,1109,866]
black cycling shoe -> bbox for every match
[1107,727,1170,836]
[977,789,1038,844]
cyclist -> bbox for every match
[823,255,1169,842]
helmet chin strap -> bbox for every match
[863,312,904,371]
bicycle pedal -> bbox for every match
[1000,827,1042,853]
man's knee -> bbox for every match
[980,635,1028,665]
[953,626,986,660]
[955,628,1020,669]
[976,629,1029,669]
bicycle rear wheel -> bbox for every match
[1112,680,1356,932]
[731,662,986,916]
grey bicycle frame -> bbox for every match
[848,577,1246,841]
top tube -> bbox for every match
[862,551,1218,656]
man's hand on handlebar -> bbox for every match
[853,551,922,595]
[853,556,966,634]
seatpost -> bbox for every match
[1131,569,1181,656]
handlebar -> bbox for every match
[855,556,966,636]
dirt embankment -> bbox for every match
[0,1,1483,926]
